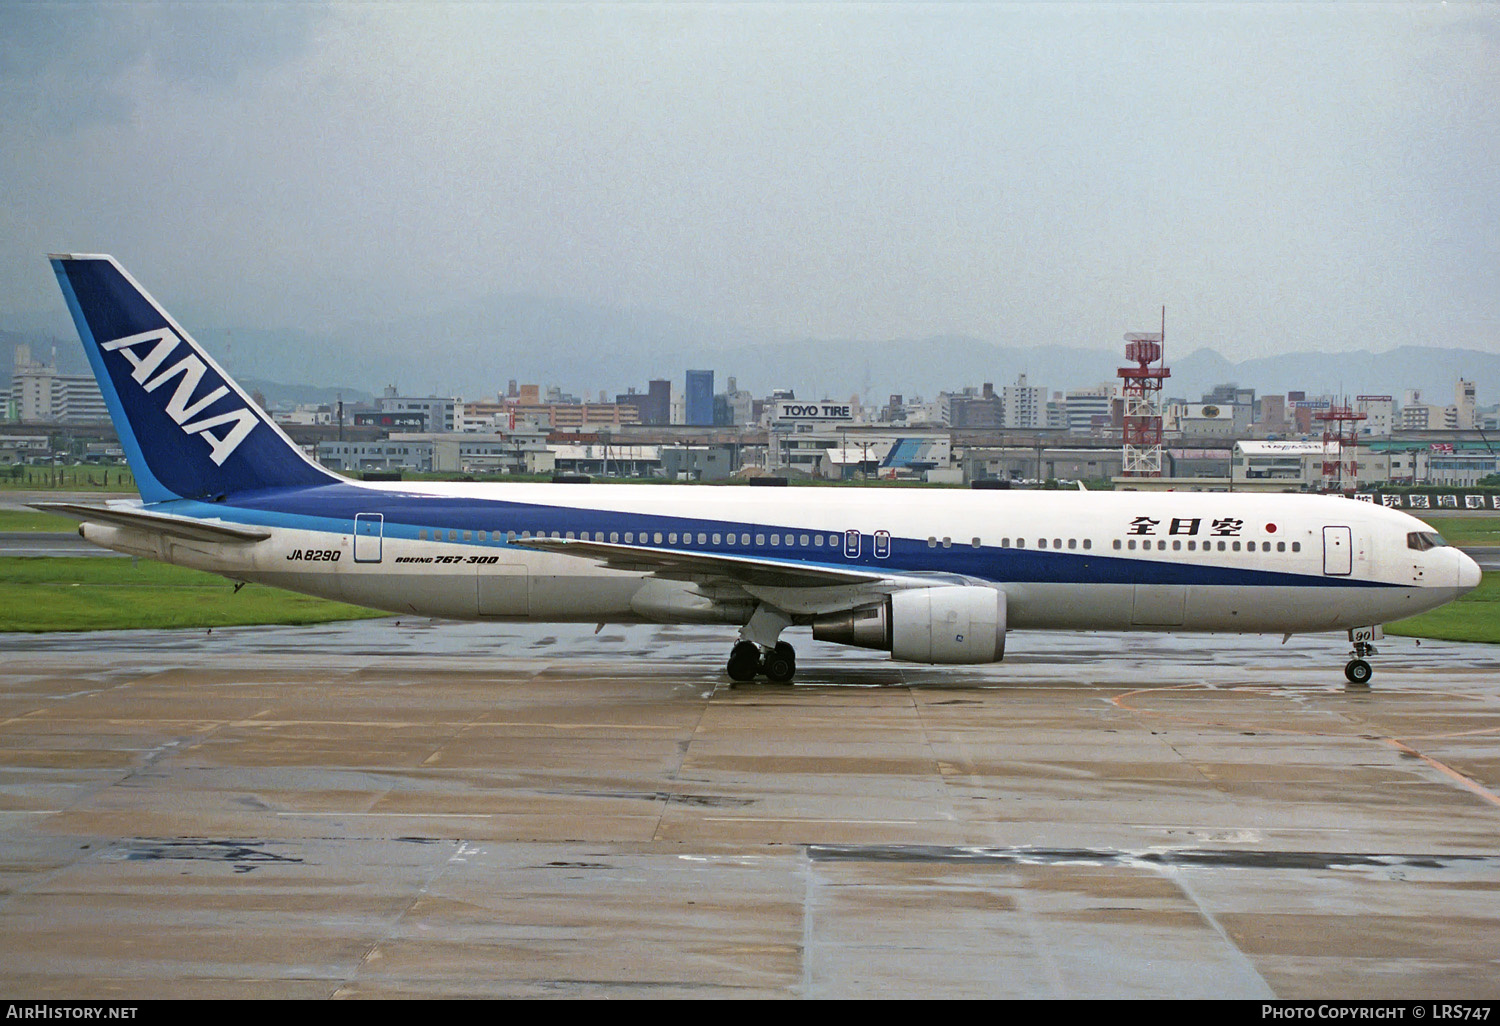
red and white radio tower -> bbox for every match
[1118,308,1171,477]
[1314,400,1366,493]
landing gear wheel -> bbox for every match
[727,641,761,682]
[774,642,795,677]
[1344,658,1373,686]
[762,644,796,684]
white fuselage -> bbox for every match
[78,483,1480,638]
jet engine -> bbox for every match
[812,585,1006,664]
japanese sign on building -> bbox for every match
[1356,492,1500,510]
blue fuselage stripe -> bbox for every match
[155,484,1400,590]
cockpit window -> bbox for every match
[1407,531,1447,551]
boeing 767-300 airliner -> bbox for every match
[38,254,1481,684]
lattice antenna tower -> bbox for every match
[1118,308,1170,477]
[1314,399,1366,493]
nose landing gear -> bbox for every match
[1345,626,1381,685]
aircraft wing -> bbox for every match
[31,502,272,545]
[516,536,896,589]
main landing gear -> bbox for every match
[726,640,796,683]
[726,604,797,684]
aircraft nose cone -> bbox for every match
[1457,549,1482,592]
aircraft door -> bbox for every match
[873,530,891,559]
[354,513,384,563]
[1322,526,1352,576]
[1130,585,1186,626]
[844,529,862,559]
[478,565,531,616]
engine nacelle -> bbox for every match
[812,586,1006,664]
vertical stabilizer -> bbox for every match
[50,254,340,502]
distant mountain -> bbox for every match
[239,378,373,408]
[2,329,91,378]
[1165,346,1500,404]
[7,293,1499,407]
[695,335,1124,403]
[297,295,1500,404]
[2,331,371,407]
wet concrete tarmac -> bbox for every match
[1,620,1498,998]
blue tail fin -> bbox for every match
[50,254,340,503]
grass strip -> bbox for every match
[0,557,385,632]
[1416,516,1500,547]
[0,510,77,532]
[1386,573,1500,644]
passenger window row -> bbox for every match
[1111,538,1300,553]
[407,528,1301,556]
[927,536,1094,551]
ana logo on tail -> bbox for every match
[101,328,259,466]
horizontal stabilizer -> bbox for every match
[32,502,271,545]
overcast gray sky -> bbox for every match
[3,1,1497,361]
